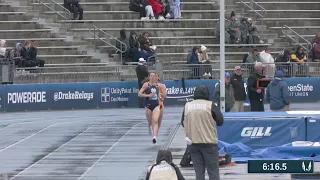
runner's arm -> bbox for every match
[159,84,167,98]
[138,83,151,98]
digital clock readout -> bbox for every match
[248,160,314,174]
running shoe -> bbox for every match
[152,136,157,144]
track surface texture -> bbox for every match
[0,103,319,180]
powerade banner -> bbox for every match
[0,77,319,112]
[217,114,306,149]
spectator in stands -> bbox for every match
[129,31,138,61]
[266,70,290,111]
[10,43,26,68]
[64,0,83,20]
[260,48,275,77]
[145,150,185,180]
[169,0,182,19]
[225,11,241,44]
[246,49,261,64]
[247,18,264,44]
[275,49,292,77]
[0,40,7,58]
[130,0,155,20]
[312,35,320,61]
[248,62,265,112]
[187,47,200,79]
[23,41,36,67]
[214,72,235,112]
[149,0,165,20]
[239,17,250,44]
[291,46,309,77]
[136,58,149,108]
[230,66,246,112]
[27,41,45,67]
[159,0,171,19]
[137,32,156,62]
[116,29,130,64]
[198,45,211,78]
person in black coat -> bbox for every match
[136,58,149,108]
[129,0,148,18]
[230,66,246,112]
[129,31,138,62]
[27,41,45,67]
[64,0,83,20]
[247,62,265,112]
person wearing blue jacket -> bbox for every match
[266,70,291,111]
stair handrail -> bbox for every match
[282,25,313,52]
[239,0,266,34]
[38,0,71,36]
[89,25,128,64]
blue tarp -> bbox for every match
[218,140,320,163]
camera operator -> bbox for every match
[64,0,83,20]
[247,62,265,112]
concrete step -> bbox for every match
[86,36,219,46]
[235,1,320,10]
[259,18,320,27]
[0,20,40,30]
[64,19,216,29]
[270,26,320,36]
[71,28,215,39]
[251,10,320,18]
[30,1,218,11]
[36,55,99,64]
[43,10,220,20]
[0,29,54,39]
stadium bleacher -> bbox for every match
[0,0,318,84]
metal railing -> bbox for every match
[282,25,313,54]
[38,0,71,36]
[9,61,320,84]
[89,25,128,64]
[239,0,266,34]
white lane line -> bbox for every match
[0,119,101,153]
[9,125,96,180]
[76,122,145,180]
[0,117,103,132]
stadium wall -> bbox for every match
[0,77,318,112]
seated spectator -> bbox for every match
[246,49,261,64]
[169,0,182,19]
[129,0,155,20]
[198,45,212,78]
[27,41,45,67]
[239,17,249,44]
[247,18,264,44]
[290,46,309,76]
[215,19,229,44]
[225,11,241,44]
[159,0,171,19]
[145,150,185,180]
[149,0,165,20]
[64,0,83,20]
[259,48,275,77]
[275,49,292,77]
[137,32,156,63]
[129,31,138,62]
[116,29,130,64]
[312,35,320,61]
[9,43,27,68]
[187,47,200,79]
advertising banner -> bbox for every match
[217,117,306,149]
[0,77,319,112]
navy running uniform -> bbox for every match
[144,83,160,111]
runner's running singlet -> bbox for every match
[144,83,160,111]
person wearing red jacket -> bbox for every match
[149,0,165,20]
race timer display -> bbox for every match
[248,160,314,174]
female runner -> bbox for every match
[138,73,166,144]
